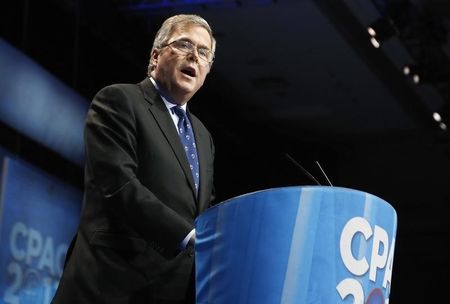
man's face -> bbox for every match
[151,24,212,105]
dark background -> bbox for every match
[2,0,450,301]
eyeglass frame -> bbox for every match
[161,39,214,66]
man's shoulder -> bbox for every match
[89,81,147,111]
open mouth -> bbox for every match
[181,67,196,77]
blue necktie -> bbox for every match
[172,106,200,195]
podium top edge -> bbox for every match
[211,185,394,210]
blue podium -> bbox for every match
[195,186,397,304]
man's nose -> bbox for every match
[186,49,199,63]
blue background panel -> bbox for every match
[0,157,81,304]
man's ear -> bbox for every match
[150,49,160,68]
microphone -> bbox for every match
[284,153,321,186]
[284,153,333,187]
[315,160,333,186]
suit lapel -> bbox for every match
[139,78,198,198]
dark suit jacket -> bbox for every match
[52,77,215,303]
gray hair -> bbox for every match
[148,14,216,74]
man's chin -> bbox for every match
[178,81,200,94]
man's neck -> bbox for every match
[149,76,189,106]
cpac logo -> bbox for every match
[336,217,395,304]
[3,222,68,304]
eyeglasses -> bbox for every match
[163,39,214,65]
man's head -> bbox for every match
[149,14,216,105]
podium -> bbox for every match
[195,186,397,304]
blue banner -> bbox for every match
[195,186,397,304]
[0,157,82,304]
[0,39,88,166]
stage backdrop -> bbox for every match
[0,157,81,304]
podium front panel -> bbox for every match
[195,186,397,304]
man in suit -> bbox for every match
[52,14,216,304]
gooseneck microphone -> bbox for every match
[315,160,333,186]
[284,153,333,187]
[284,153,321,186]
